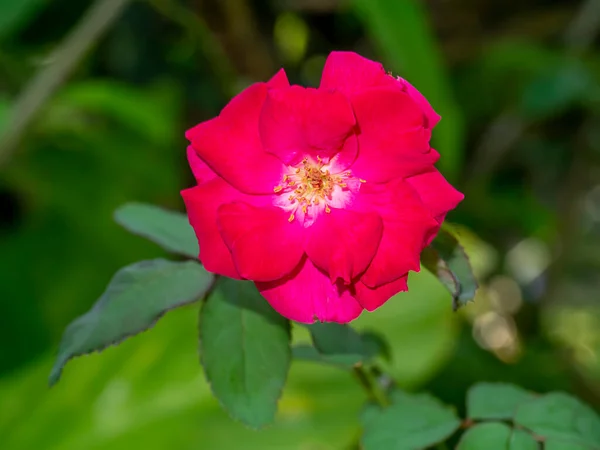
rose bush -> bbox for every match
[182,51,463,323]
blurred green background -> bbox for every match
[1,0,600,448]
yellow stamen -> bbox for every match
[274,159,363,222]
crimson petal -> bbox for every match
[354,275,409,311]
[320,51,398,95]
[354,179,439,287]
[186,145,216,184]
[305,208,382,284]
[186,83,285,194]
[350,87,438,183]
[182,180,245,279]
[217,202,304,282]
[256,257,364,323]
[259,86,355,165]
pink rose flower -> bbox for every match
[182,51,463,323]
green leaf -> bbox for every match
[360,331,393,362]
[114,202,198,259]
[292,344,362,368]
[306,323,379,365]
[49,259,214,385]
[3,307,368,450]
[353,269,459,387]
[422,228,478,310]
[545,439,595,450]
[467,382,535,420]
[352,0,463,181]
[510,429,539,450]
[361,390,460,450]
[457,422,512,450]
[200,278,291,428]
[514,392,600,449]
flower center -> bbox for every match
[273,157,364,224]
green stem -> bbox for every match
[353,365,390,407]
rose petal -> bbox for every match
[320,52,439,130]
[181,181,240,279]
[256,257,364,323]
[406,168,464,224]
[354,275,409,311]
[329,133,358,173]
[400,78,441,129]
[186,83,285,194]
[354,179,439,287]
[350,87,438,183]
[406,168,464,245]
[305,208,382,284]
[259,86,356,165]
[217,202,304,282]
[268,68,290,89]
[181,179,271,279]
[186,145,216,183]
[320,51,398,95]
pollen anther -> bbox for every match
[275,156,362,222]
